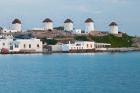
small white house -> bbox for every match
[62,41,95,52]
[64,19,73,32]
[73,29,82,34]
[85,18,95,33]
[2,28,19,33]
[0,34,13,39]
[109,22,118,34]
[95,43,111,51]
[62,41,111,52]
[43,18,53,30]
[0,38,43,53]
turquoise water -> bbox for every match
[0,52,140,93]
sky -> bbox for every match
[0,0,139,35]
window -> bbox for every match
[76,44,81,46]
[24,44,26,48]
[29,44,31,48]
[10,46,13,50]
[3,43,5,46]
[87,44,89,48]
[90,44,92,48]
[10,43,12,45]
[15,44,19,48]
[37,44,40,48]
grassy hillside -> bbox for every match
[74,34,134,48]
[41,34,134,47]
[74,35,89,41]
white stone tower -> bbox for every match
[43,18,53,30]
[64,19,73,32]
[12,18,22,32]
[85,18,95,33]
[109,22,118,34]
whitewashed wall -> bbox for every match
[44,22,53,30]
[85,22,94,33]
[62,41,95,51]
[64,23,73,31]
[14,39,43,52]
[110,26,118,34]
[13,23,22,32]
[0,39,13,49]
[73,29,82,34]
[0,39,43,52]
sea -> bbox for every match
[0,52,140,93]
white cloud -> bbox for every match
[106,0,129,4]
[94,10,102,14]
[77,5,89,13]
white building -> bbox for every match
[0,38,43,53]
[109,22,118,34]
[62,41,111,52]
[12,18,22,32]
[62,41,95,52]
[73,29,82,34]
[64,19,73,32]
[2,28,19,33]
[32,28,44,31]
[95,43,111,51]
[0,39,13,50]
[0,34,13,39]
[85,18,95,33]
[43,18,53,30]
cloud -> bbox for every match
[64,4,103,15]
[94,10,102,14]
[106,0,129,4]
[77,5,90,13]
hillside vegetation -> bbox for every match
[74,34,134,48]
[41,33,134,47]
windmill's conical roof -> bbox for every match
[12,18,21,24]
[85,18,94,23]
[109,22,118,26]
[64,19,73,23]
[43,18,53,23]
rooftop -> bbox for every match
[85,18,94,23]
[109,22,118,26]
[64,19,73,23]
[12,19,21,24]
[43,18,53,23]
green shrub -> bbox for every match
[74,35,89,41]
[41,38,58,45]
[90,34,133,47]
